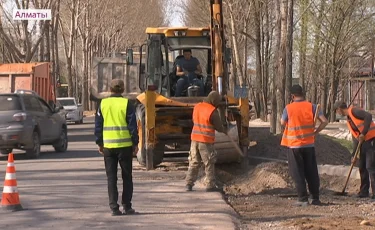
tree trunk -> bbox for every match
[253,0,263,119]
[311,0,324,105]
[39,20,45,61]
[67,63,73,98]
[45,22,51,62]
[276,0,288,134]
[73,38,78,99]
[299,0,308,90]
[271,0,281,134]
[263,1,271,122]
[228,5,244,85]
[285,0,293,103]
[54,0,61,95]
[63,0,79,97]
[81,4,90,110]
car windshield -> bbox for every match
[58,99,75,106]
[0,95,22,111]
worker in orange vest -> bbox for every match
[281,85,328,206]
[185,91,227,192]
[334,101,375,199]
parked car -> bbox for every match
[56,97,84,124]
[0,90,68,158]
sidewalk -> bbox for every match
[0,157,239,230]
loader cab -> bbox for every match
[137,27,213,98]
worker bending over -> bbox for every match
[334,101,375,199]
[281,85,328,206]
[185,91,227,192]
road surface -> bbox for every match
[0,117,239,230]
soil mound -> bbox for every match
[223,162,294,195]
[249,127,352,165]
[219,162,361,196]
[319,174,361,194]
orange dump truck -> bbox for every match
[0,62,56,104]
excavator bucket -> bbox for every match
[215,121,243,164]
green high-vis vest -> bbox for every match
[100,97,133,148]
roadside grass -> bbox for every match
[322,134,353,152]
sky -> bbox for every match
[166,0,185,27]
[170,16,183,27]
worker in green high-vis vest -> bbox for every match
[95,79,139,216]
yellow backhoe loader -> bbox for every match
[91,0,250,170]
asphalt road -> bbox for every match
[0,117,238,230]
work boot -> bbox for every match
[356,192,369,198]
[122,207,136,215]
[311,199,322,206]
[111,209,123,216]
[186,185,193,191]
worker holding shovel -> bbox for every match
[185,91,228,192]
[334,101,375,199]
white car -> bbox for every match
[56,97,84,124]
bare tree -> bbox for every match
[0,0,53,62]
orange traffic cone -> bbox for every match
[1,153,23,211]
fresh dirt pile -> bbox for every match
[223,162,293,195]
[319,173,361,194]
[249,126,352,165]
[218,162,369,230]
[218,162,360,197]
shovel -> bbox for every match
[333,141,362,196]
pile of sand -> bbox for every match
[219,161,361,196]
[223,162,294,195]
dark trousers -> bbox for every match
[287,147,320,202]
[357,139,375,195]
[103,147,133,211]
[175,75,204,97]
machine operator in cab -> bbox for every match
[175,49,205,97]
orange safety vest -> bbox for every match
[347,107,375,140]
[191,102,216,143]
[280,101,315,147]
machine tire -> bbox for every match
[135,103,164,167]
[26,131,41,159]
[53,127,68,152]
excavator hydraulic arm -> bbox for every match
[210,0,225,95]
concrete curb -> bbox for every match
[318,164,360,179]
[320,129,352,141]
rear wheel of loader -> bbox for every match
[135,103,164,167]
